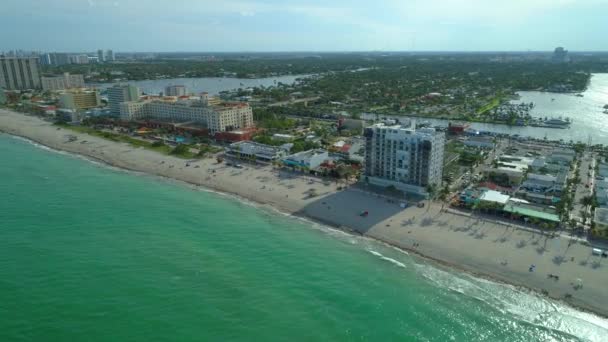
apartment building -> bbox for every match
[41,73,85,91]
[364,122,445,195]
[0,57,41,90]
[107,84,140,116]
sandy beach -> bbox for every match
[2,108,608,318]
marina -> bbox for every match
[364,73,608,144]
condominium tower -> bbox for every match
[364,122,445,195]
[107,84,140,116]
[0,57,42,90]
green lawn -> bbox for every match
[476,96,502,116]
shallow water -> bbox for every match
[1,134,607,341]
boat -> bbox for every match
[575,94,584,97]
[542,117,571,128]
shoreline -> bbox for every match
[2,109,608,320]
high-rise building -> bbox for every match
[364,122,445,195]
[97,49,105,63]
[59,89,101,110]
[552,47,569,63]
[0,57,42,90]
[107,84,140,116]
[41,73,85,91]
[106,50,115,62]
[164,85,187,97]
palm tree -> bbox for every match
[580,195,594,208]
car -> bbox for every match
[417,202,425,208]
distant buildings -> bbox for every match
[364,122,445,195]
[59,89,101,110]
[107,84,140,116]
[165,85,187,97]
[69,54,89,64]
[44,53,71,66]
[0,56,42,90]
[97,49,105,63]
[39,53,52,66]
[552,47,569,63]
[41,73,85,91]
[106,50,115,62]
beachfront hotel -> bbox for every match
[120,98,254,134]
[58,89,101,110]
[364,121,445,195]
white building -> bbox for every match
[119,101,147,120]
[282,149,329,170]
[108,84,140,116]
[364,122,445,195]
[226,141,285,162]
[120,99,254,134]
[41,73,85,91]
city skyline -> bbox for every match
[1,0,607,52]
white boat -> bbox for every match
[543,118,571,128]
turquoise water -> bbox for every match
[1,134,607,341]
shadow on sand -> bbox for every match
[295,188,406,234]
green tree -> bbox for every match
[170,144,190,156]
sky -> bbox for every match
[1,0,607,52]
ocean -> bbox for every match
[1,133,607,341]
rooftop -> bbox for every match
[479,190,510,205]
[503,202,560,223]
[594,208,608,227]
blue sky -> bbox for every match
[1,0,607,52]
